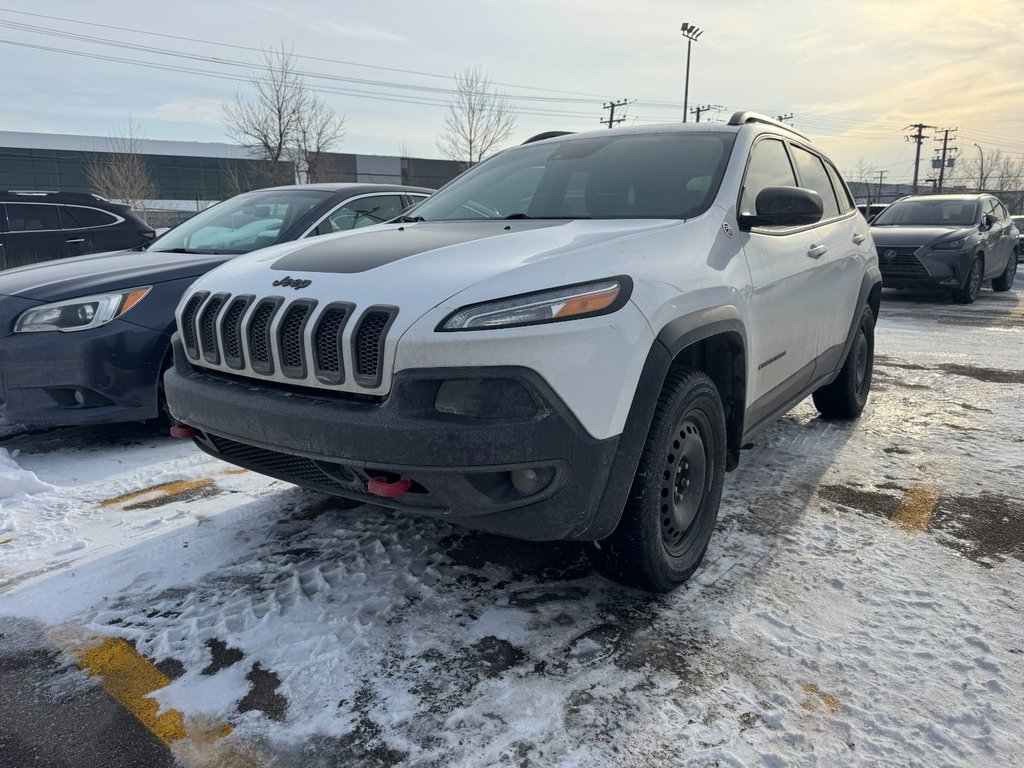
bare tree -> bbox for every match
[437,67,516,166]
[223,45,346,184]
[85,118,158,213]
[949,149,1024,210]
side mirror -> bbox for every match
[739,186,824,229]
[981,213,996,230]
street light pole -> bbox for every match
[973,143,985,192]
[680,22,703,123]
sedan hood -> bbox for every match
[869,225,975,248]
[0,249,234,302]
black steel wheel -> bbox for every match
[590,367,726,592]
[813,304,875,419]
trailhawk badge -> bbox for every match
[272,276,313,289]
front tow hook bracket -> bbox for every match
[170,424,199,439]
[368,476,413,498]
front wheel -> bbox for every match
[992,251,1017,292]
[813,305,875,419]
[589,367,726,593]
[952,257,983,303]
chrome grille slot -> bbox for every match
[246,297,284,375]
[278,299,317,379]
[352,306,397,388]
[312,302,355,385]
[180,291,208,360]
[198,293,228,364]
[220,295,253,370]
[878,248,929,280]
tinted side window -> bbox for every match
[791,145,840,220]
[6,203,61,231]
[320,195,406,234]
[995,201,1009,221]
[824,161,855,213]
[982,199,998,223]
[740,139,797,218]
[69,206,120,228]
[60,206,83,229]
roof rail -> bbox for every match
[522,131,575,145]
[4,190,109,202]
[727,111,810,141]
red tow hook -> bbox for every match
[367,475,413,498]
[169,424,199,439]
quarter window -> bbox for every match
[68,206,119,228]
[6,203,61,231]
[791,145,840,220]
[740,139,797,219]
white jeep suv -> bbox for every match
[166,112,881,592]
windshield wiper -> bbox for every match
[504,214,592,220]
[396,214,426,223]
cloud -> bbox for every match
[313,20,406,43]
[149,98,224,126]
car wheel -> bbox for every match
[813,305,875,419]
[589,367,726,593]
[952,257,983,304]
[992,252,1017,292]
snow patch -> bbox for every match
[0,448,52,499]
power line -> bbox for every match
[690,104,723,123]
[600,100,630,129]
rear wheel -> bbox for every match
[992,251,1017,292]
[952,257,983,304]
[589,367,726,593]
[813,305,874,419]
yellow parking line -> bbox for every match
[1010,290,1024,319]
[891,485,939,533]
[101,478,214,507]
[79,637,189,744]
[58,632,267,766]
[0,538,11,545]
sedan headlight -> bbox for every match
[14,287,151,333]
[439,277,631,331]
[932,238,964,250]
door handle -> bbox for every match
[65,238,85,244]
[852,233,867,245]
[807,244,829,259]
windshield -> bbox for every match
[151,189,333,254]
[408,132,735,221]
[872,199,980,227]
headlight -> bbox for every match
[14,287,151,333]
[933,238,964,250]
[439,277,631,331]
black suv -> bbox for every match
[0,191,155,270]
[870,193,1018,303]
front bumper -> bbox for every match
[0,318,169,426]
[164,336,622,541]
[876,246,974,289]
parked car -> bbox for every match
[165,113,881,593]
[1012,215,1024,260]
[0,190,155,270]
[870,194,1018,303]
[0,183,431,427]
[856,203,888,222]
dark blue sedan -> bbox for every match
[0,183,431,427]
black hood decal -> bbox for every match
[270,221,565,274]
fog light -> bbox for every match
[511,468,542,496]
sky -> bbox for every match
[1,0,1023,185]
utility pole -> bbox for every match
[905,123,933,195]
[690,104,723,123]
[934,127,958,193]
[600,99,629,129]
[775,113,794,125]
[876,170,888,204]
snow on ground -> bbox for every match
[1,283,1023,767]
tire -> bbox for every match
[992,251,1017,292]
[952,257,983,304]
[589,367,726,593]
[813,305,875,419]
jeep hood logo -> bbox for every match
[272,276,313,289]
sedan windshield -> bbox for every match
[151,189,333,254]
[872,199,980,227]
[408,132,735,222]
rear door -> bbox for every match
[65,204,132,253]
[57,205,92,257]
[2,202,66,267]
